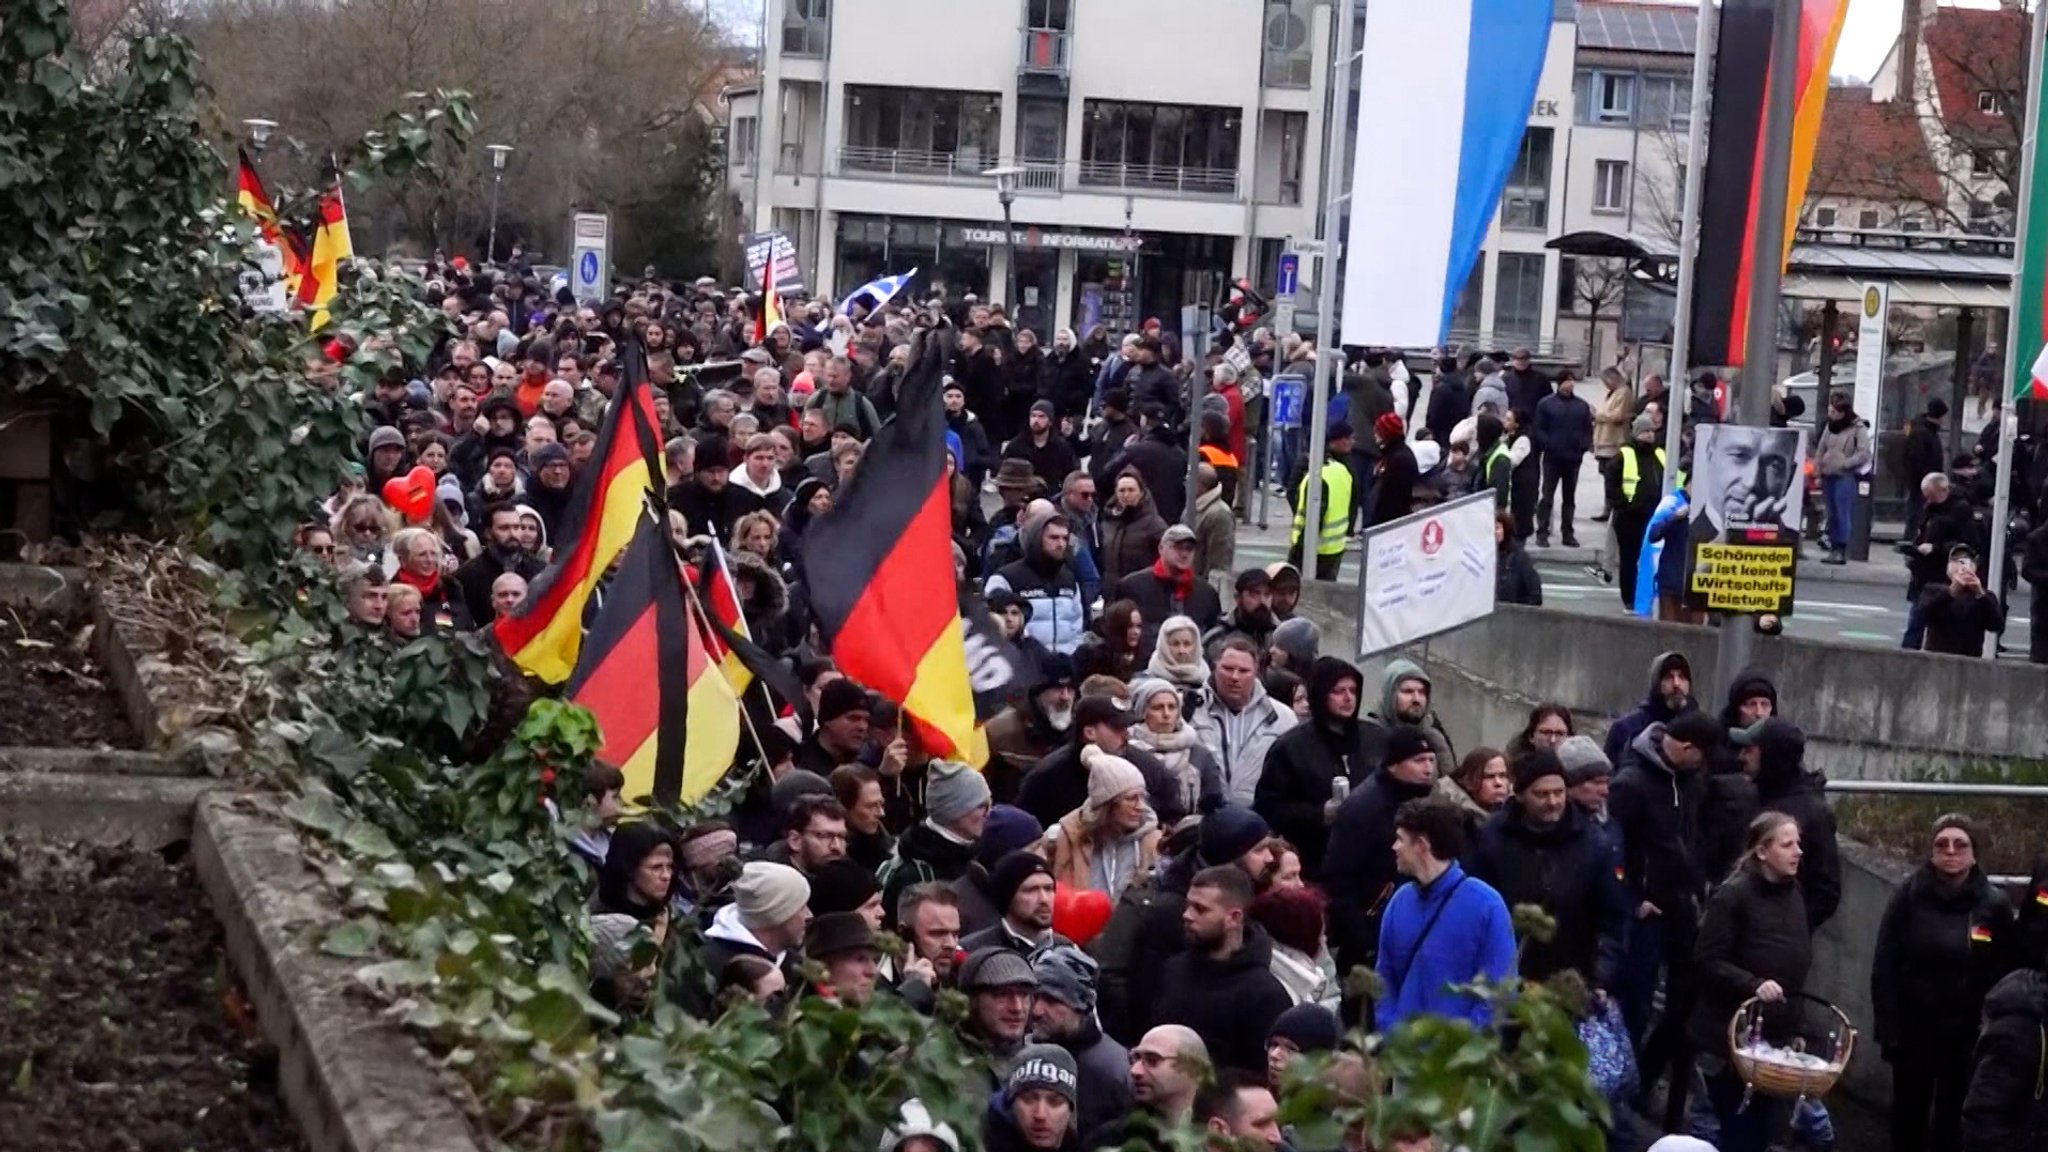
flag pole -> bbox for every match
[1301,0,1359,580]
[1713,0,1804,696]
[675,553,780,774]
[1661,0,1719,496]
[1983,0,2048,659]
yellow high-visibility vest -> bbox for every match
[1292,460,1353,557]
[1620,446,1667,502]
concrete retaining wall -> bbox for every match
[195,795,482,1152]
[1295,587,2048,782]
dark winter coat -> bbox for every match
[1531,389,1595,463]
[2022,521,2048,663]
[1057,1022,1133,1138]
[1323,766,1438,977]
[1904,416,1947,493]
[1918,583,2006,656]
[1609,724,1710,920]
[1909,495,1985,592]
[1149,925,1295,1074]
[1495,538,1542,606]
[1503,365,1553,422]
[1425,370,1472,448]
[1467,803,1628,988]
[1689,869,1812,1057]
[1753,751,1842,930]
[877,821,980,931]
[1003,430,1082,493]
[946,409,997,488]
[1872,864,2018,1051]
[1048,349,1096,417]
[1105,428,1190,524]
[1113,567,1223,661]
[1254,657,1371,878]
[455,548,544,626]
[1097,493,1168,589]
[1961,970,2048,1152]
[1087,414,1139,489]
[1369,439,1420,527]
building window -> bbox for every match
[1969,198,1996,232]
[731,116,759,170]
[1814,205,1837,228]
[1593,160,1628,213]
[1972,148,2005,177]
[1262,0,1314,88]
[1900,217,1925,233]
[1493,252,1545,343]
[1025,0,1070,30]
[1979,90,2002,115]
[1277,111,1307,204]
[1857,208,1880,229]
[783,0,829,56]
[1597,73,1635,123]
[1081,100,1242,194]
[1501,128,1552,231]
[843,86,1002,173]
[1452,252,1486,337]
[1639,75,1691,128]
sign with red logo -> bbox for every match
[1420,520,1445,555]
[1355,491,1498,657]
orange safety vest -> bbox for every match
[1199,444,1239,470]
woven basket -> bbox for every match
[1727,992,1855,1099]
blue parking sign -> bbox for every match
[1276,252,1299,297]
[1271,375,1306,428]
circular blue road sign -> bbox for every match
[579,250,599,282]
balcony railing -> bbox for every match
[1073,160,1239,198]
[1021,28,1070,75]
[831,148,1242,200]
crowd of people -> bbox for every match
[303,257,2048,1152]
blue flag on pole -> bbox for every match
[840,269,918,317]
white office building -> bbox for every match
[722,0,1611,356]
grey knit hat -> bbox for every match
[1005,1043,1079,1108]
[1556,735,1613,785]
[926,760,992,827]
[1030,943,1100,1017]
[734,861,810,926]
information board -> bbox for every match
[1355,491,1498,657]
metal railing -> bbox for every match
[1020,28,1070,75]
[836,146,1002,184]
[829,149,1241,200]
[1824,778,2048,886]
[1073,160,1239,198]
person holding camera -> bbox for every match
[1916,543,2005,657]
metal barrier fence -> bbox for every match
[1824,778,2047,887]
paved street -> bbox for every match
[1227,450,2037,656]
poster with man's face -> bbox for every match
[1688,424,1807,543]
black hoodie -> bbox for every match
[1960,970,2048,1152]
[1254,657,1369,878]
[1603,650,1695,763]
[1323,763,1438,977]
[1149,923,1295,1074]
[1609,723,1709,918]
[1753,738,1842,930]
[1468,802,1628,988]
[596,823,675,924]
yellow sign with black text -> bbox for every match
[1686,541,1798,615]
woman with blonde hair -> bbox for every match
[1046,745,1160,902]
[1691,811,1810,1152]
[330,495,397,571]
[730,510,780,563]
[389,526,471,632]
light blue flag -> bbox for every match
[840,268,918,317]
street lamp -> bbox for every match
[985,164,1026,321]
[243,118,277,154]
[484,143,514,265]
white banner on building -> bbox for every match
[1355,491,1498,658]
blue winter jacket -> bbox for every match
[1373,862,1518,1033]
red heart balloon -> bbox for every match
[1052,882,1113,948]
[380,465,435,524]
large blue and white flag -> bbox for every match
[1339,0,1553,348]
[841,268,919,317]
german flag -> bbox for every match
[294,162,356,330]
[567,512,742,807]
[233,148,305,287]
[800,328,986,765]
[697,540,756,694]
[754,256,784,345]
[1689,0,1847,368]
[494,340,664,683]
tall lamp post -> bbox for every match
[484,143,514,265]
[986,165,1025,318]
[242,118,277,155]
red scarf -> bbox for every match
[394,565,441,598]
[1151,557,1194,601]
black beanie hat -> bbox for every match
[806,857,880,917]
[1511,748,1567,793]
[988,849,1054,914]
[1382,724,1436,768]
[817,678,872,725]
